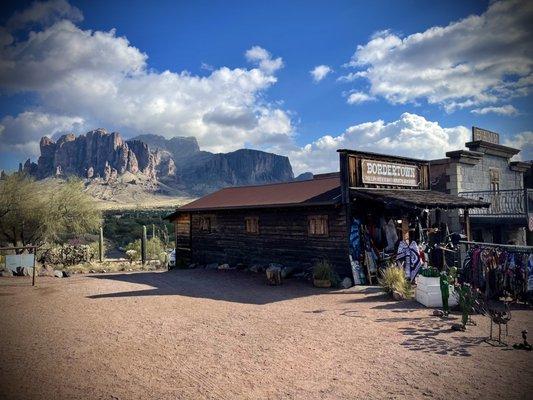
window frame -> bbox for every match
[244,216,259,235]
[198,215,212,233]
[308,215,329,237]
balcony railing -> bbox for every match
[459,188,532,217]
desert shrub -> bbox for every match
[379,266,412,298]
[87,241,103,259]
[39,243,95,266]
[124,237,166,261]
[313,259,333,281]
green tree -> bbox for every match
[0,174,101,249]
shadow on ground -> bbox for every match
[86,268,330,305]
[381,314,485,357]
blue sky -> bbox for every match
[0,0,531,173]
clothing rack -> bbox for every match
[459,241,533,253]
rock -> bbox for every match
[340,277,353,289]
[54,270,63,278]
[266,266,282,285]
[250,264,264,273]
[451,323,466,331]
[1,270,13,277]
[16,267,33,276]
[392,290,405,301]
[39,265,55,277]
[89,269,96,274]
[206,263,219,270]
[62,271,71,278]
[218,263,231,270]
[433,309,445,317]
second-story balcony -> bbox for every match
[459,188,533,223]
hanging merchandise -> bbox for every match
[396,240,421,281]
[461,245,532,302]
[349,219,366,285]
[384,219,398,251]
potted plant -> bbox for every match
[416,266,458,308]
[313,259,332,288]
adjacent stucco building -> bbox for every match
[430,127,532,245]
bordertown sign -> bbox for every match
[361,159,420,187]
[472,126,500,144]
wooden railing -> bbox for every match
[459,189,532,217]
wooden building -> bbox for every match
[166,150,489,277]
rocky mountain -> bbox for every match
[23,129,156,181]
[21,130,296,196]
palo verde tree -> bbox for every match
[0,173,101,249]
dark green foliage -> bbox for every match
[313,259,332,281]
[103,209,175,248]
[0,174,101,247]
[419,267,441,277]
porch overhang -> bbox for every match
[349,188,490,210]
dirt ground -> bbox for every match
[0,269,531,400]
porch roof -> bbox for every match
[350,188,490,210]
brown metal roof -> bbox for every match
[351,188,490,210]
[166,176,341,217]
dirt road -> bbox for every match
[0,269,531,399]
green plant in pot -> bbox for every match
[313,259,333,288]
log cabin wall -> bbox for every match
[180,205,351,276]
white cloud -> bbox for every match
[286,113,470,174]
[310,65,332,82]
[471,105,518,116]
[346,91,375,104]
[0,111,85,159]
[6,0,82,31]
[342,0,533,111]
[503,131,533,161]
[245,45,283,74]
[0,3,293,158]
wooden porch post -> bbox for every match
[464,208,471,241]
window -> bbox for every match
[308,215,328,236]
[489,168,500,192]
[245,217,259,234]
[199,216,211,233]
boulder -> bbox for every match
[433,309,445,317]
[266,266,282,285]
[16,267,33,276]
[1,270,13,277]
[392,290,405,301]
[250,264,264,273]
[280,266,295,279]
[340,277,353,289]
[451,323,466,332]
[39,265,55,277]
[218,264,233,270]
[53,270,63,278]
